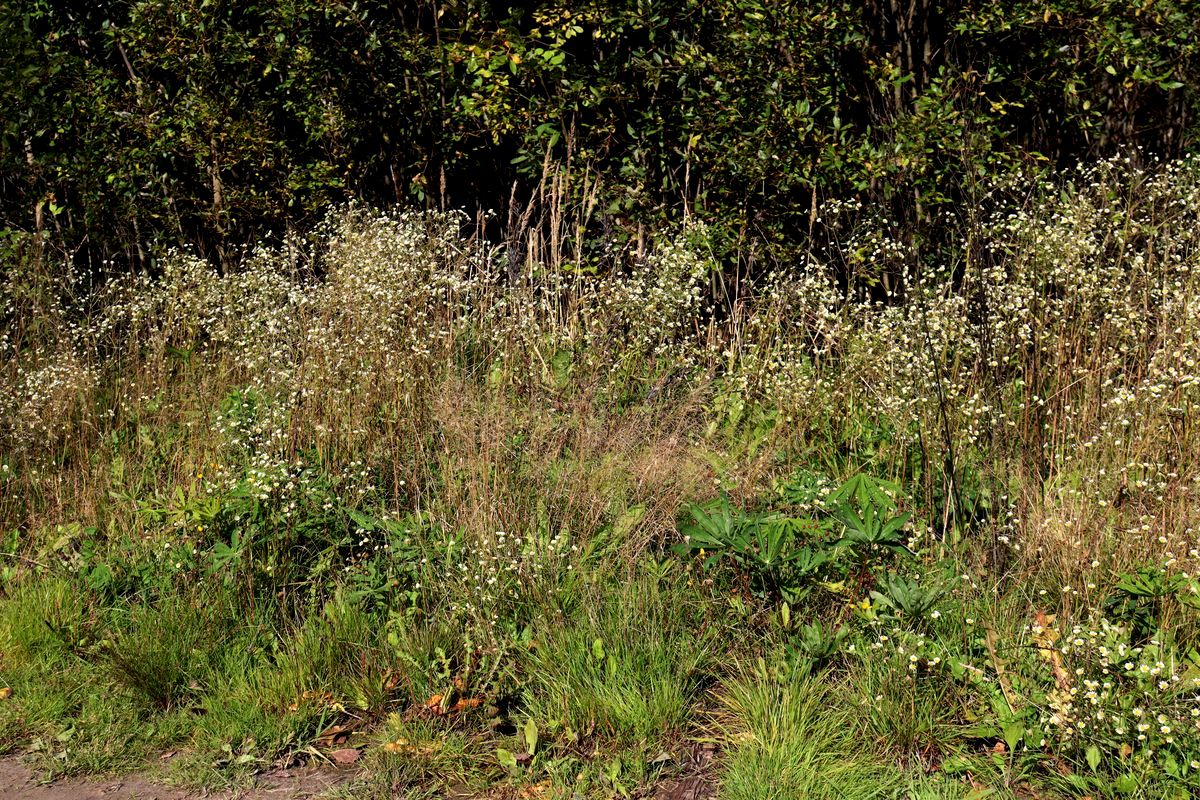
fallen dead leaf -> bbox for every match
[519,781,553,799]
[0,687,11,700]
[451,697,484,713]
[382,738,441,757]
[329,748,360,765]
[288,689,334,712]
[314,724,355,747]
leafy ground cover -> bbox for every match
[2,158,1199,798]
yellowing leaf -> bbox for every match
[1034,610,1071,692]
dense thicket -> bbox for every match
[3,0,1198,271]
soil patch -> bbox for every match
[0,757,349,799]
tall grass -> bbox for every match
[7,159,1198,588]
[2,155,1199,796]
[716,674,901,800]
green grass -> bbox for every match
[3,492,1196,798]
[716,671,902,800]
[369,715,482,795]
[100,593,226,711]
[523,569,717,747]
[848,650,967,769]
[0,580,190,776]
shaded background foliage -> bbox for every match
[2,0,1198,273]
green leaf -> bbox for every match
[1113,774,1137,794]
[523,718,538,756]
[1086,744,1100,771]
[1002,720,1023,753]
[496,748,519,773]
[87,563,113,591]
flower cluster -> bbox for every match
[1033,615,1200,774]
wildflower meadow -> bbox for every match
[1,153,1198,798]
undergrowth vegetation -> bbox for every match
[1,156,1199,798]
